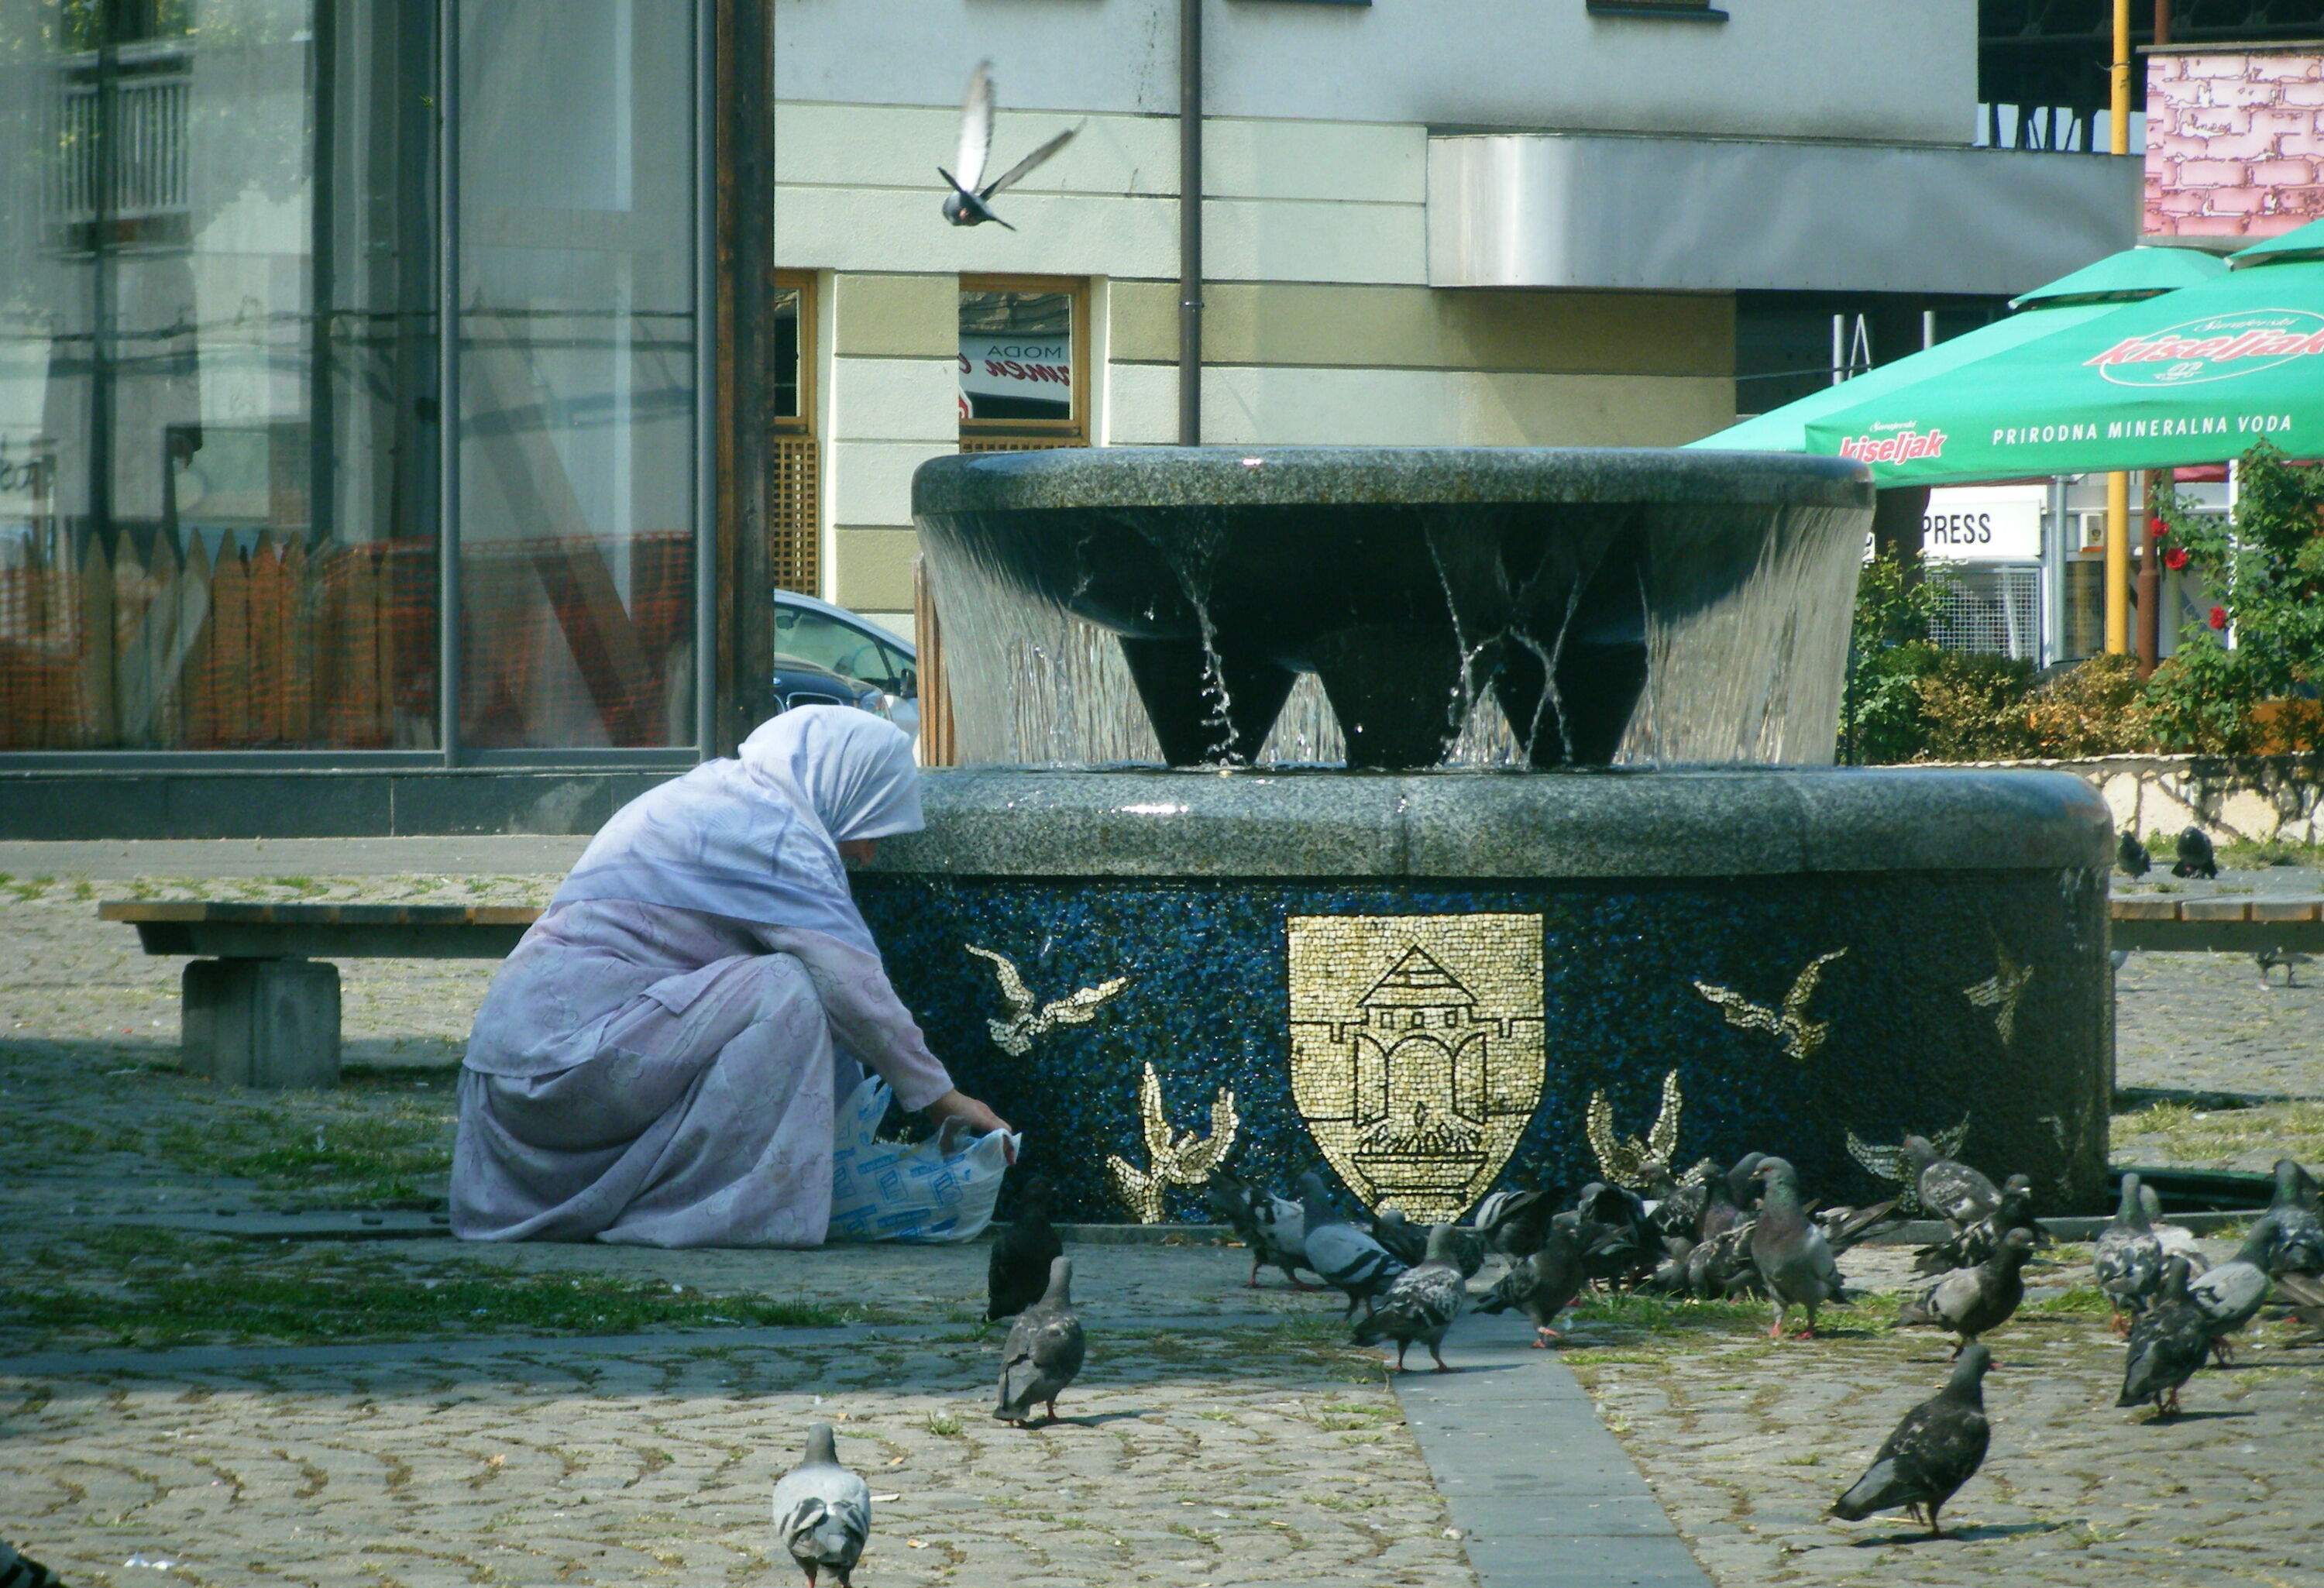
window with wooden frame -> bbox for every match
[771,270,820,596]
[958,275,1088,452]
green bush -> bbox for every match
[1917,651,2037,761]
[2025,652,2153,758]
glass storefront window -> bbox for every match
[0,0,441,749]
[959,280,1081,435]
[456,0,698,750]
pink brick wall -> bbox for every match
[2146,50,2324,238]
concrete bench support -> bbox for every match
[182,958,342,1089]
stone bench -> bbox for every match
[101,902,540,1088]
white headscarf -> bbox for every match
[551,706,921,953]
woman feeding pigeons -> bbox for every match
[449,706,1011,1246]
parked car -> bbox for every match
[772,589,920,741]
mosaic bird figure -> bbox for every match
[2116,830,2150,877]
[994,1256,1085,1427]
[2172,826,2217,879]
[1694,948,1846,1066]
[1750,1157,1847,1339]
[1586,1068,1683,1191]
[1898,1226,2035,1356]
[1962,939,2033,1047]
[2264,1158,2324,1277]
[1206,1167,1315,1289]
[1914,1173,2043,1275]
[1478,1221,1591,1346]
[2094,1173,2166,1331]
[771,1423,872,1588]
[1105,1063,1237,1223]
[2188,1218,2278,1364]
[2118,1255,2209,1419]
[1844,1117,1973,1216]
[940,60,1080,231]
[1352,1223,1470,1371]
[2257,946,2314,987]
[964,944,1127,1057]
[1830,1344,1992,1540]
[988,1174,1063,1322]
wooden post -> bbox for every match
[713,0,776,754]
[913,554,956,767]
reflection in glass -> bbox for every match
[0,0,440,749]
[959,288,1074,426]
[456,0,697,750]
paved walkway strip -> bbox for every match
[1396,1312,1712,1588]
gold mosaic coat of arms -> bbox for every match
[1287,913,1547,1222]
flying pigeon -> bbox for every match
[1693,949,1847,1065]
[2094,1173,2166,1330]
[994,1256,1085,1427]
[1299,1171,1406,1318]
[1351,1223,1471,1371]
[1207,1167,1316,1289]
[1914,1173,2043,1275]
[2188,1217,2278,1363]
[988,1174,1064,1322]
[2116,830,2150,877]
[2257,947,2314,987]
[2171,826,2217,879]
[2264,1158,2324,1276]
[964,945,1126,1056]
[1898,1226,2035,1356]
[2117,1255,2210,1419]
[1477,1222,1591,1346]
[940,61,1080,230]
[1830,1344,1993,1540]
[1749,1157,1849,1339]
[772,1423,872,1588]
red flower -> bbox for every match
[2164,546,2190,571]
[2150,521,2168,540]
[2210,605,2229,631]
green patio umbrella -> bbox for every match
[1690,246,2224,455]
[1796,233,2324,485]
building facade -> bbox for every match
[2,0,2132,834]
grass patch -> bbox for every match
[2111,1098,2324,1167]
[1568,1291,1769,1336]
[0,1227,861,1348]
[155,1096,455,1209]
[2216,836,2324,870]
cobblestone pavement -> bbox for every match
[4,846,2324,1586]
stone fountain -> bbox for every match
[855,447,2110,1225]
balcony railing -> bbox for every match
[45,60,193,245]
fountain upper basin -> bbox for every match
[913,446,1874,770]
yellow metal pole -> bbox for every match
[2106,471,2131,653]
[2106,0,2133,653]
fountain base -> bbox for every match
[858,765,2114,1225]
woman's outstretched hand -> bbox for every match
[927,1088,1017,1162]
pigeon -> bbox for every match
[2094,1172,2165,1329]
[2116,830,2150,877]
[2171,826,2217,879]
[2257,947,2314,987]
[2110,947,2133,973]
[988,1174,1064,1322]
[1477,1222,1591,1346]
[1914,1173,2043,1275]
[1898,1227,2036,1356]
[1206,1168,1315,1289]
[2138,1184,2209,1279]
[771,1423,872,1588]
[1352,1224,1471,1371]
[940,61,1079,231]
[2188,1218,2278,1363]
[994,1256,1085,1427]
[1829,1343,1993,1540]
[963,944,1125,1056]
[2117,1255,2211,1419]
[2274,1267,2324,1344]
[1299,1171,1405,1318]
[1473,1187,1553,1260]
[1750,1158,1848,1339]
[1698,1160,1750,1241]
[1645,1161,1713,1243]
[1900,1136,2001,1232]
[0,1544,61,1588]
[1368,1207,1431,1267]
[2264,1159,2324,1276]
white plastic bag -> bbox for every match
[826,1073,1019,1243]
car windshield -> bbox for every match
[775,606,911,694]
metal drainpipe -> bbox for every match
[1178,0,1202,446]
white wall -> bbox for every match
[774,0,1975,147]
